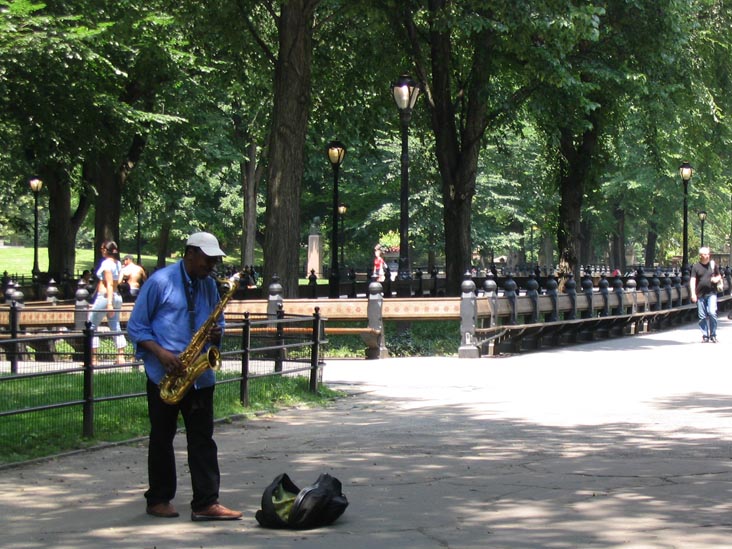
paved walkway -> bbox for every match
[3,321,732,548]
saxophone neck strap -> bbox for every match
[181,262,196,335]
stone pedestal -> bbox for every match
[307,234,323,278]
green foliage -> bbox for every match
[384,321,460,357]
[323,320,459,358]
[385,329,420,358]
[2,0,732,280]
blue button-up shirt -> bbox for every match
[127,260,224,388]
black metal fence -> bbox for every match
[0,310,323,464]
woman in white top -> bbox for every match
[88,240,127,364]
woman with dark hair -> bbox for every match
[373,244,385,282]
[88,240,127,364]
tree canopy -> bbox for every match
[2,0,732,295]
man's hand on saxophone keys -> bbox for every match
[157,347,185,376]
[206,325,222,346]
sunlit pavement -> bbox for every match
[2,320,732,548]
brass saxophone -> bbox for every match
[159,271,241,405]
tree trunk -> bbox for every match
[540,234,554,269]
[556,170,582,280]
[262,0,318,297]
[645,218,658,268]
[579,219,592,266]
[41,162,91,283]
[88,134,147,264]
[89,156,121,259]
[423,14,491,296]
[556,123,598,280]
[241,142,260,268]
[157,212,173,269]
[231,106,262,268]
[610,204,625,271]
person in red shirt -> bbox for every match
[373,244,385,282]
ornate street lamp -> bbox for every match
[29,177,43,283]
[698,210,707,247]
[679,162,693,269]
[392,74,421,296]
[338,203,347,267]
[327,141,346,299]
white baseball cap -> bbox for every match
[186,232,226,257]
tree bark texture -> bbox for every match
[89,155,122,259]
[610,204,625,271]
[231,107,262,268]
[579,219,593,266]
[89,133,146,265]
[156,210,173,270]
[262,0,318,297]
[556,122,598,280]
[41,161,91,282]
[241,142,260,268]
[645,219,658,268]
[422,6,491,296]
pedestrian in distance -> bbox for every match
[79,269,95,303]
[689,246,722,343]
[120,254,147,302]
[127,232,242,522]
[373,244,385,282]
[88,240,127,364]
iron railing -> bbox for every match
[0,309,323,463]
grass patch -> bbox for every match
[322,319,460,357]
[0,370,342,465]
[0,247,131,278]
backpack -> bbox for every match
[711,260,724,293]
[255,473,348,529]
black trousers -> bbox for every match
[145,379,220,511]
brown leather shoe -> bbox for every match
[146,502,180,518]
[191,503,243,521]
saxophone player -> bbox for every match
[127,232,242,522]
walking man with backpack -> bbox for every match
[689,246,722,343]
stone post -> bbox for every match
[565,274,577,320]
[503,274,518,325]
[526,274,539,323]
[545,274,558,322]
[267,275,284,318]
[483,274,498,327]
[366,281,389,359]
[75,279,90,330]
[612,273,624,315]
[458,273,480,358]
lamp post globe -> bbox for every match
[326,141,346,299]
[698,210,707,247]
[29,177,43,284]
[391,74,421,296]
[679,162,693,270]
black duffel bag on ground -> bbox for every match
[255,473,348,529]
